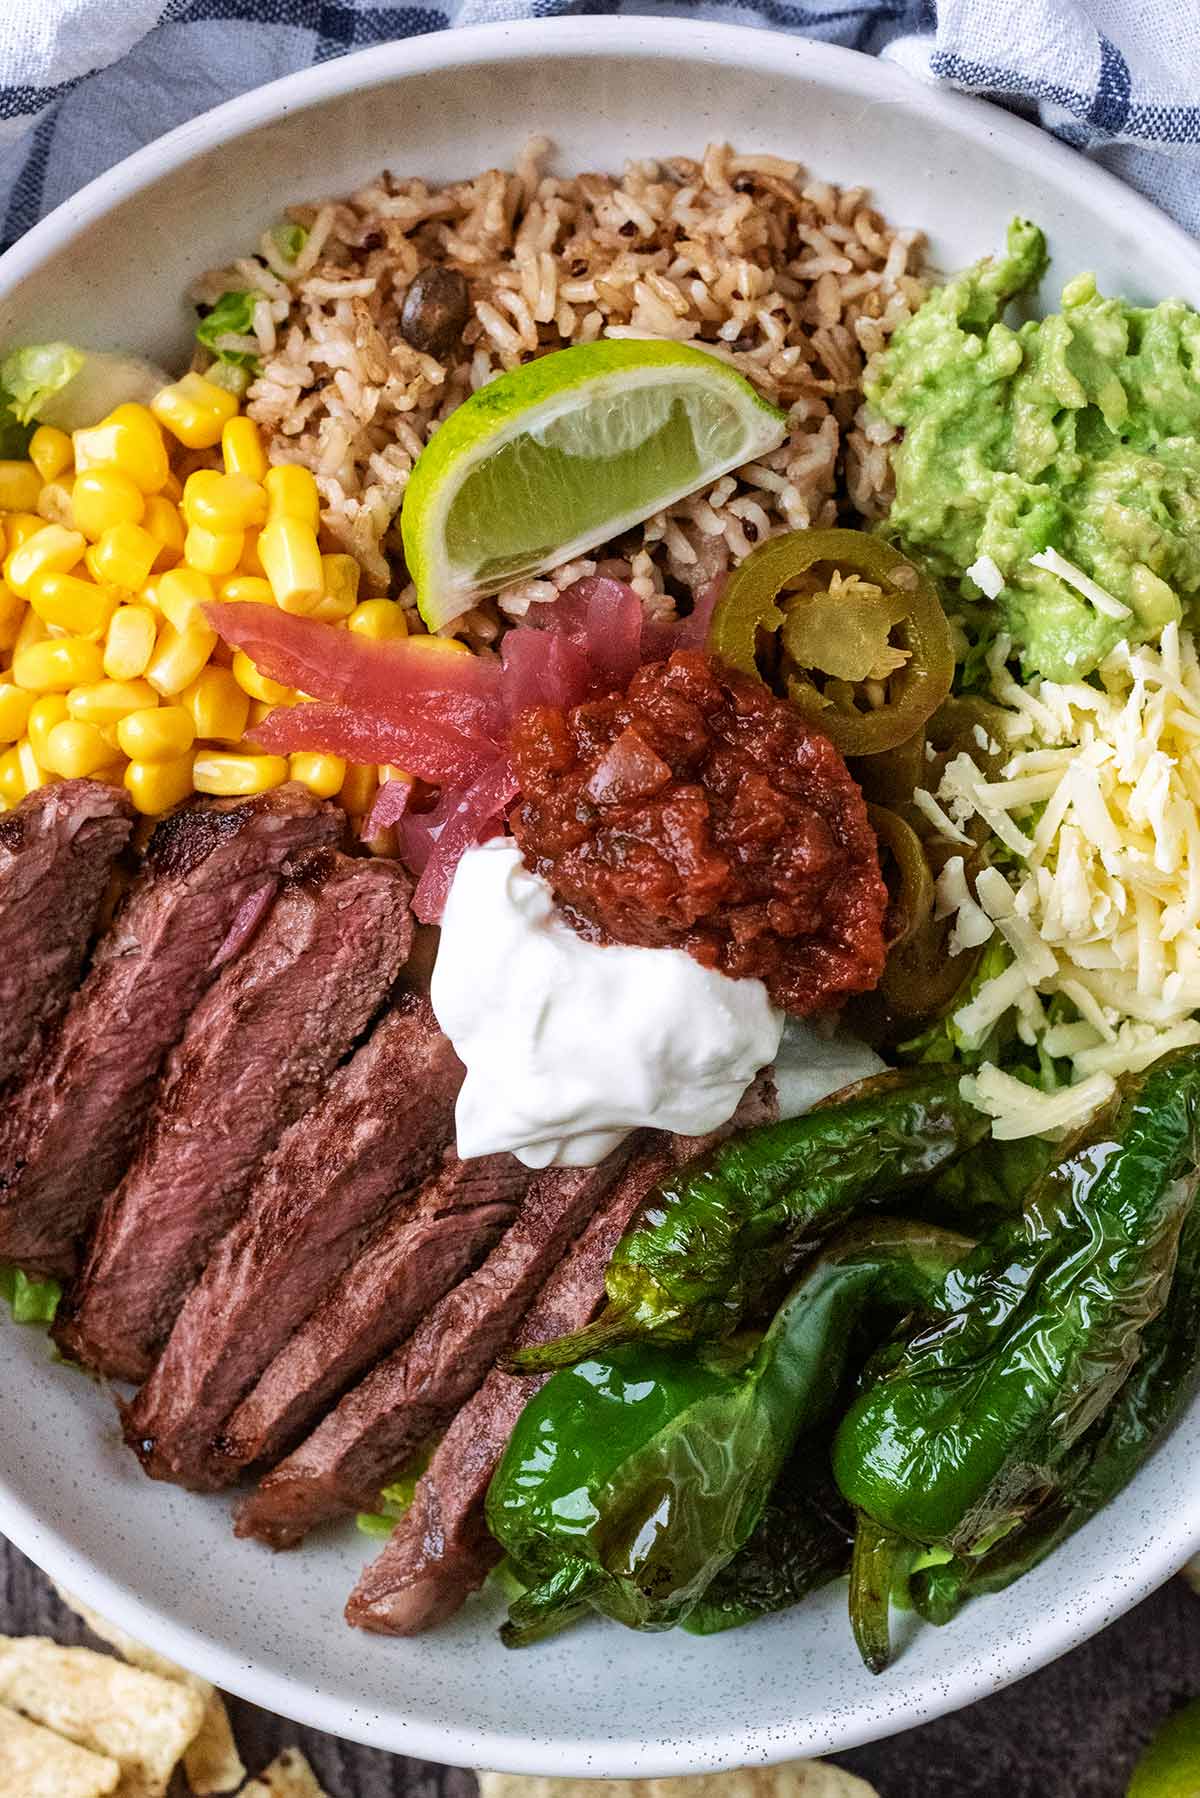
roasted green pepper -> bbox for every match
[488,1218,973,1645]
[708,528,954,755]
[869,805,935,950]
[507,1069,989,1374]
[833,1047,1200,1670]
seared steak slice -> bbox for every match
[58,851,415,1382]
[0,780,133,1085]
[0,786,339,1276]
[234,1142,643,1549]
[343,1139,674,1634]
[124,993,462,1490]
[218,1149,530,1473]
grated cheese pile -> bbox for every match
[919,615,1200,1139]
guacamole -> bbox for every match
[870,219,1200,679]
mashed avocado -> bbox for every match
[870,219,1200,679]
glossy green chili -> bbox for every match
[832,1047,1200,1670]
[868,804,935,950]
[488,1218,973,1645]
[507,1069,989,1374]
[708,528,954,755]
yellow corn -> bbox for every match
[125,753,195,815]
[27,571,118,639]
[43,719,114,780]
[288,751,346,798]
[73,405,169,494]
[0,583,25,652]
[217,575,274,607]
[5,513,47,554]
[71,467,145,540]
[239,526,266,577]
[67,679,157,725]
[103,605,158,681]
[0,463,42,512]
[264,464,320,530]
[0,748,23,804]
[36,477,76,527]
[12,636,104,693]
[193,750,288,797]
[339,761,378,817]
[89,521,159,592]
[347,598,409,641]
[28,426,73,484]
[405,632,471,658]
[146,619,218,697]
[183,469,267,534]
[5,524,86,600]
[157,567,215,634]
[12,608,48,657]
[315,553,360,622]
[116,704,195,763]
[14,739,43,796]
[0,518,6,558]
[0,685,33,744]
[231,648,292,706]
[182,667,249,742]
[26,696,69,763]
[151,374,238,449]
[183,524,243,576]
[258,516,323,614]
[247,699,273,728]
[222,416,268,483]
[142,495,185,569]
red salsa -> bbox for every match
[510,649,888,1014]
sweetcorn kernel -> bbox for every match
[158,567,215,634]
[347,598,408,641]
[258,517,323,614]
[103,605,158,681]
[406,632,471,657]
[72,467,145,540]
[183,469,267,534]
[181,667,249,742]
[264,464,320,530]
[36,478,76,527]
[15,738,43,797]
[0,685,33,743]
[146,620,218,696]
[151,373,238,449]
[25,697,68,764]
[125,753,195,815]
[5,524,86,599]
[67,679,157,725]
[193,750,288,797]
[12,608,49,657]
[239,526,266,577]
[4,513,48,554]
[12,637,104,693]
[222,416,268,483]
[288,751,346,798]
[184,525,243,576]
[27,571,118,639]
[0,582,26,653]
[231,649,292,706]
[43,719,114,779]
[28,426,73,483]
[116,704,195,763]
[0,463,43,512]
[338,761,378,817]
[90,521,159,591]
[217,576,274,607]
[142,495,185,569]
[73,405,169,494]
[317,553,360,620]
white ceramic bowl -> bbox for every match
[2,17,1199,1776]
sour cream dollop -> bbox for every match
[431,838,784,1168]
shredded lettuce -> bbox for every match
[0,1264,62,1327]
[900,935,1011,1068]
[355,1445,437,1538]
[1,342,86,425]
[195,291,263,376]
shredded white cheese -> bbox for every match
[1029,547,1133,622]
[966,553,1005,600]
[916,620,1200,1138]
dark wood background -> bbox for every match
[2,1540,1197,1797]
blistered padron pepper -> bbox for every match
[708,528,954,755]
[488,1218,973,1645]
[833,1047,1200,1670]
[507,1069,989,1374]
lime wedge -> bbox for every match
[402,339,788,630]
[1128,1699,1200,1797]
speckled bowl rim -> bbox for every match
[1,16,1200,1774]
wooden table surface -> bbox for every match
[3,1538,1198,1797]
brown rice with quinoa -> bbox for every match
[192,140,926,646]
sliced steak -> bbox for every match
[0,786,339,1276]
[124,993,462,1490]
[58,851,415,1382]
[234,1141,644,1550]
[218,1149,530,1473]
[0,780,133,1085]
[344,1138,674,1634]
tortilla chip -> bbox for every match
[239,1747,330,1796]
[0,1637,206,1797]
[477,1762,880,1798]
[0,1702,121,1797]
[53,1586,245,1794]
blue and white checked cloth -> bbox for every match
[1,0,1199,250]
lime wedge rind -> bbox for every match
[403,339,788,630]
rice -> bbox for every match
[194,141,925,644]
